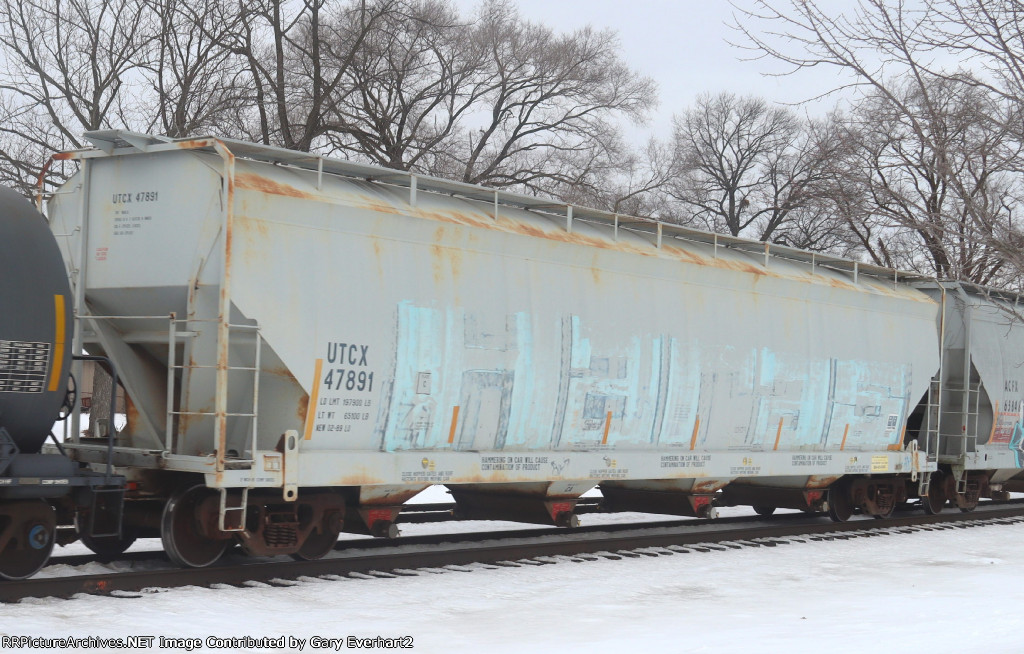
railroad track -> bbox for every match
[41,498,606,568]
[6,500,1024,603]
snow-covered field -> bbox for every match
[2,487,1022,654]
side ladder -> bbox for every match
[918,378,942,498]
[165,315,262,532]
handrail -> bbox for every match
[164,313,262,465]
[43,128,939,288]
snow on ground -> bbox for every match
[3,508,1023,653]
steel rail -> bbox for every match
[44,504,811,569]
[5,501,1024,603]
[37,498,1024,572]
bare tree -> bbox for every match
[771,199,867,255]
[667,92,841,243]
[321,0,484,169]
[734,0,1024,281]
[428,0,656,194]
[844,77,1022,284]
[217,0,398,151]
[808,162,917,269]
[552,138,676,217]
[144,0,250,138]
[0,0,153,192]
[0,0,658,213]
[905,2,1024,115]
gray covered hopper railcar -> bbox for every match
[912,283,1024,512]
[46,130,954,566]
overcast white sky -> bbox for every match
[453,0,851,138]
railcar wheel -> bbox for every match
[924,471,946,515]
[161,485,229,568]
[752,505,776,517]
[291,527,341,561]
[827,480,853,523]
[959,500,978,513]
[0,500,56,580]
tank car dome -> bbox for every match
[0,186,73,454]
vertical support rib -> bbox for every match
[213,141,236,474]
[70,158,92,445]
[935,284,947,457]
[251,329,262,458]
[166,313,176,451]
[961,293,973,456]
